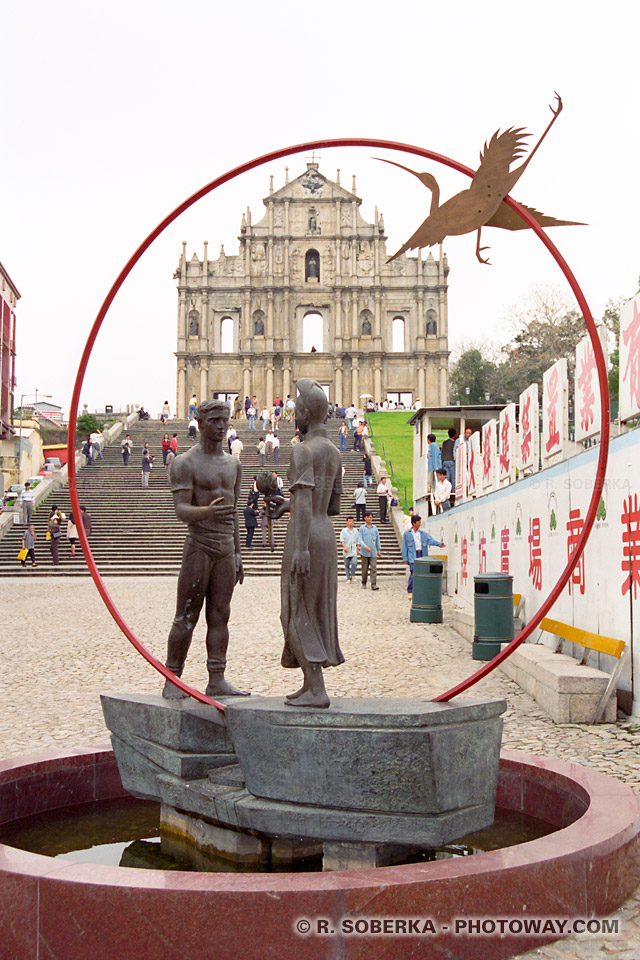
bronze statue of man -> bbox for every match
[162,398,249,699]
[269,378,344,707]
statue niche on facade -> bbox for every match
[267,379,344,708]
[188,310,200,337]
[162,399,249,700]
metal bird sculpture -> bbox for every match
[381,94,583,265]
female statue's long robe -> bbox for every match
[280,430,345,669]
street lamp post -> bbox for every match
[17,390,52,485]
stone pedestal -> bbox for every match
[102,693,506,855]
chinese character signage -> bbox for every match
[482,419,497,490]
[620,296,640,423]
[468,432,481,497]
[542,358,568,459]
[499,403,516,484]
[575,327,608,442]
[518,384,539,472]
[528,517,542,590]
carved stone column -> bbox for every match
[177,361,186,418]
[335,361,343,407]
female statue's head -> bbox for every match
[294,378,328,433]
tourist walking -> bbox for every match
[90,429,103,461]
[165,449,175,483]
[243,499,259,548]
[121,434,133,465]
[142,449,154,487]
[363,452,373,487]
[80,506,92,538]
[340,516,360,582]
[402,514,445,596]
[230,436,244,459]
[247,404,257,429]
[161,433,171,465]
[377,476,392,523]
[339,421,348,452]
[66,512,79,557]
[353,481,367,523]
[18,482,35,525]
[188,418,198,440]
[272,432,280,465]
[161,400,171,423]
[358,512,381,590]
[353,421,365,451]
[260,407,270,431]
[264,429,275,461]
[48,516,62,566]
[82,437,92,466]
[188,394,197,419]
[170,433,179,455]
[256,438,266,467]
[20,525,36,567]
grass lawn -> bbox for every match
[366,412,415,508]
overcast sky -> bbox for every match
[2,1,638,417]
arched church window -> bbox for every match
[305,249,320,282]
[392,316,405,353]
[360,309,373,336]
[220,316,234,353]
[426,309,437,336]
[303,311,323,352]
[188,310,199,337]
[253,310,265,337]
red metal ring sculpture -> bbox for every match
[66,137,609,711]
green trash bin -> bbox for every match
[472,572,514,660]
[410,558,444,624]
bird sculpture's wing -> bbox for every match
[470,127,530,193]
[485,202,586,231]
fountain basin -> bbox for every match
[0,745,638,960]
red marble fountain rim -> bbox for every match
[0,745,638,893]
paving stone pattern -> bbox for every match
[0,576,638,959]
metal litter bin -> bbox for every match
[473,572,514,660]
[410,558,443,624]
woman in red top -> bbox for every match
[161,433,171,465]
[170,433,179,455]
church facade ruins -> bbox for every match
[175,163,449,415]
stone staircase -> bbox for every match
[0,418,406,577]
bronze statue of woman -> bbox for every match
[267,378,344,707]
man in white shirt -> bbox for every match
[346,405,357,430]
[272,432,280,465]
[340,517,360,583]
[19,482,35,525]
[433,468,452,512]
[376,476,391,523]
[90,430,103,461]
[230,437,244,459]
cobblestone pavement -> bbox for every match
[1,575,639,959]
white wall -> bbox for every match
[423,428,640,715]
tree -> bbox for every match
[449,348,498,404]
